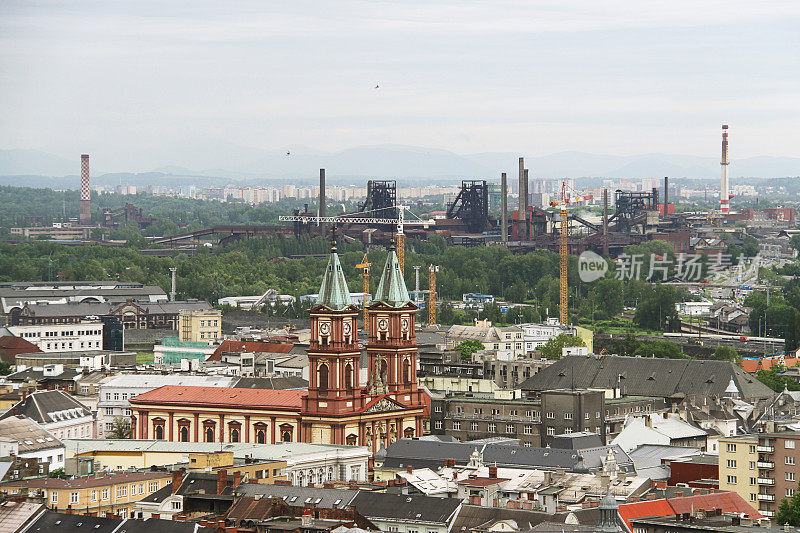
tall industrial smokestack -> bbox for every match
[169,267,177,302]
[602,189,609,257]
[501,172,508,243]
[523,169,529,239]
[80,154,91,225]
[518,158,525,215]
[720,125,730,213]
[664,176,669,208]
[319,168,326,231]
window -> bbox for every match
[434,405,442,413]
[750,461,756,470]
[525,410,532,417]
[471,422,478,431]
[547,427,555,436]
[91,490,97,502]
[585,413,590,420]
[172,501,181,510]
[547,412,554,419]
[787,440,796,449]
[727,475,737,484]
[117,485,127,497]
[727,459,737,468]
[453,421,461,430]
[596,412,601,418]
[113,393,119,401]
[787,456,796,465]
[524,425,533,435]
[749,445,757,454]
[434,421,442,430]
[488,423,496,432]
[789,488,796,498]
[506,424,514,433]
[51,492,57,503]
[102,489,109,500]
[564,413,572,420]
[726,443,737,453]
[149,482,158,492]
[750,493,757,502]
[750,477,757,485]
[70,492,79,504]
[787,472,795,482]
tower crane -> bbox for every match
[279,205,432,276]
[428,264,439,325]
[355,252,371,332]
[549,182,593,326]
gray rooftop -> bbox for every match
[520,355,774,400]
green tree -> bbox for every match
[711,345,741,363]
[540,334,585,360]
[454,340,485,361]
[437,302,456,325]
[757,365,800,393]
[0,361,11,375]
[633,284,679,331]
[776,482,800,526]
[48,468,68,479]
[106,417,133,439]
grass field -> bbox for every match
[136,352,154,364]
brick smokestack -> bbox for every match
[171,468,185,494]
[80,154,91,225]
[217,469,228,494]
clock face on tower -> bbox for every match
[343,321,351,335]
[401,317,409,331]
[319,322,330,336]
[377,318,388,331]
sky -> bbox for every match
[1,1,799,171]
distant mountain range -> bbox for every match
[1,145,799,188]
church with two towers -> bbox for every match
[130,238,427,454]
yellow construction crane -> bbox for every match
[356,252,371,332]
[397,232,405,274]
[550,182,593,325]
[428,264,439,325]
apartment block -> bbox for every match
[8,321,103,352]
[178,308,222,342]
[718,435,759,508]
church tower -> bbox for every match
[366,241,419,396]
[301,235,363,419]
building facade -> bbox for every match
[8,321,103,352]
[178,309,222,342]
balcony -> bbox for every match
[758,478,775,485]
[757,461,775,469]
[757,445,774,453]
[758,494,775,501]
[761,510,775,517]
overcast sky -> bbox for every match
[1,1,799,171]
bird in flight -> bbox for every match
[286,151,290,156]
[375,84,380,89]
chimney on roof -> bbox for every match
[171,468,185,494]
[217,468,228,494]
[489,466,498,478]
[407,465,413,474]
[233,470,242,489]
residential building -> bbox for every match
[7,321,103,352]
[721,431,800,518]
[0,415,64,469]
[612,413,708,452]
[447,323,525,358]
[13,350,136,370]
[0,471,172,518]
[5,364,82,392]
[178,308,222,343]
[0,390,94,442]
[484,357,552,389]
[64,439,369,486]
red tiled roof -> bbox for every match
[456,477,509,486]
[0,336,42,363]
[617,491,762,532]
[130,385,304,411]
[741,357,800,373]
[209,340,293,361]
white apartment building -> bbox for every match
[8,321,103,352]
[96,374,237,437]
[518,319,577,352]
